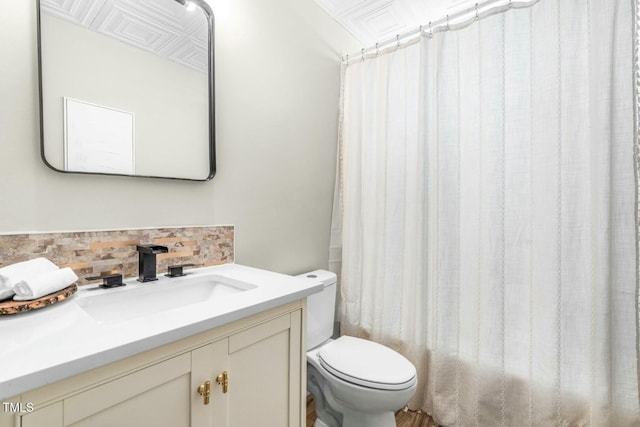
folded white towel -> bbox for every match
[13,267,78,301]
[0,287,14,301]
[0,258,58,301]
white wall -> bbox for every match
[0,0,360,275]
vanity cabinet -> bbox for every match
[6,301,305,427]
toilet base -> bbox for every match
[313,406,397,427]
[313,418,331,427]
[308,361,407,427]
[341,410,395,427]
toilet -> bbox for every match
[298,270,417,427]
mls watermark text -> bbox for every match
[2,402,34,413]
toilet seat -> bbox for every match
[318,336,417,391]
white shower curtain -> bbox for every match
[332,0,640,425]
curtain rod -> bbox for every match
[342,0,541,64]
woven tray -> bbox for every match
[0,284,78,315]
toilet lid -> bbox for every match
[318,336,416,391]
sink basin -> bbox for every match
[77,274,256,323]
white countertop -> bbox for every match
[0,263,323,400]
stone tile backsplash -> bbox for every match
[0,226,234,285]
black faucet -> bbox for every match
[136,245,169,282]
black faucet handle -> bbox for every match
[166,264,196,278]
[136,245,169,255]
[86,273,125,288]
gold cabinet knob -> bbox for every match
[216,371,229,393]
[197,380,211,405]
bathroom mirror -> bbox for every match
[36,0,215,181]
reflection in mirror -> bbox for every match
[37,0,215,181]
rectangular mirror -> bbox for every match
[37,0,215,181]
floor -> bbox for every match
[306,395,439,427]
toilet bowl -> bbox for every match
[298,271,417,427]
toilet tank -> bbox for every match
[297,270,337,351]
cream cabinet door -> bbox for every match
[226,310,303,427]
[19,402,62,427]
[63,353,192,427]
[20,353,192,427]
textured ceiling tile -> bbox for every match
[312,0,459,45]
[164,37,208,73]
[40,0,105,27]
[347,3,412,43]
[40,0,208,73]
[312,0,372,17]
[88,2,181,54]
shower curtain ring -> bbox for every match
[345,54,350,65]
[446,14,450,31]
[396,34,400,48]
[475,3,479,20]
[509,0,513,8]
[428,21,433,38]
[361,48,365,61]
[375,42,379,56]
